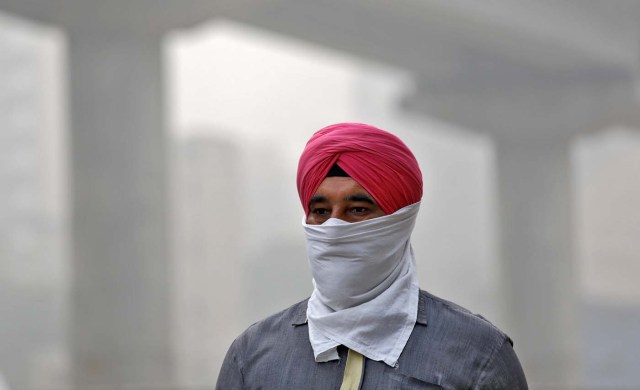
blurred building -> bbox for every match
[171,133,245,386]
[575,129,640,387]
[0,13,69,389]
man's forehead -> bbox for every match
[311,177,374,200]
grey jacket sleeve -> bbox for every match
[474,338,528,390]
[216,339,244,390]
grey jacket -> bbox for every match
[216,290,528,389]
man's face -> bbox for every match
[306,177,386,225]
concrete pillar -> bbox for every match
[66,27,172,387]
[495,137,578,386]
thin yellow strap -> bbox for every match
[339,349,364,390]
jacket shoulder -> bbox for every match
[230,297,309,354]
[419,289,510,347]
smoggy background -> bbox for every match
[1,2,640,389]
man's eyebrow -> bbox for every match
[346,194,375,204]
[308,195,327,206]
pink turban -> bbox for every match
[297,123,423,215]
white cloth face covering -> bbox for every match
[303,202,421,367]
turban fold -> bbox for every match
[297,123,423,215]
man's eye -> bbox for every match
[351,207,368,214]
[312,208,329,215]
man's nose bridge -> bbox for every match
[330,207,348,222]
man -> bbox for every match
[216,123,528,389]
